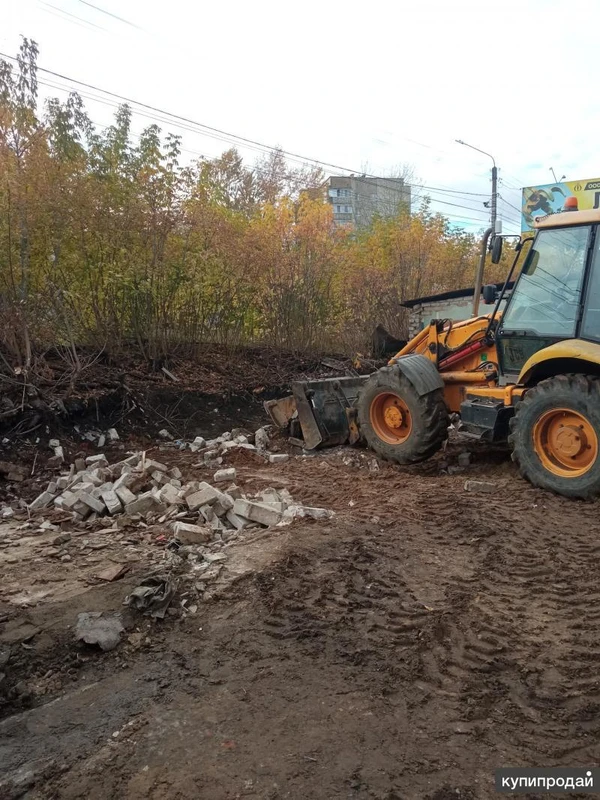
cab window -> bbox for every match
[501,226,590,338]
[582,230,600,340]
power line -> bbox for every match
[0,51,494,202]
[77,0,141,28]
[499,194,523,216]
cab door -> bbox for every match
[496,224,594,379]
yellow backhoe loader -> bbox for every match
[267,198,600,499]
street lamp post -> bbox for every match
[456,139,498,236]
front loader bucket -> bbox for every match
[264,376,368,449]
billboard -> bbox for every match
[521,178,600,232]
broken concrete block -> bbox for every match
[151,470,168,485]
[86,454,108,467]
[233,498,282,527]
[146,459,168,473]
[115,486,137,506]
[212,500,229,518]
[186,485,220,511]
[237,443,257,452]
[211,516,225,531]
[56,476,69,490]
[159,483,183,506]
[107,428,119,441]
[226,510,250,530]
[74,458,86,472]
[285,505,333,521]
[97,434,106,448]
[234,435,248,444]
[203,449,219,462]
[464,479,495,493]
[47,454,64,468]
[61,492,82,510]
[72,501,91,520]
[173,521,212,544]
[76,491,106,514]
[29,491,55,511]
[268,453,289,464]
[112,472,134,492]
[100,489,122,516]
[213,468,236,483]
[457,452,471,467]
[213,489,234,511]
[199,504,215,522]
[192,436,206,449]
[254,427,270,452]
[47,481,58,495]
[225,484,242,500]
[169,466,182,480]
[182,482,201,499]
[170,479,182,488]
[125,491,159,516]
[49,438,60,449]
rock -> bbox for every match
[173,522,212,544]
[447,465,464,476]
[158,429,173,440]
[192,436,206,449]
[1,507,14,519]
[29,491,55,512]
[268,453,289,464]
[457,452,471,467]
[233,498,282,527]
[464,479,496,493]
[213,468,236,483]
[75,612,124,652]
[60,554,72,563]
[107,428,119,441]
[49,439,60,449]
[97,434,106,448]
[254,427,270,452]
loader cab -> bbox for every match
[495,210,600,381]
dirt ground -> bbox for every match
[1,433,600,800]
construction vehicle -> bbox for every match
[266,197,600,499]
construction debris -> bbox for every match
[23,444,332,544]
[75,612,124,651]
[124,574,177,618]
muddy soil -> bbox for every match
[1,437,600,799]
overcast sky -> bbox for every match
[3,0,599,235]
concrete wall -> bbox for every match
[407,296,506,339]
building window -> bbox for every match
[344,205,352,213]
[335,205,342,213]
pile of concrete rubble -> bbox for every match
[25,449,332,541]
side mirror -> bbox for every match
[491,235,503,264]
[482,284,497,305]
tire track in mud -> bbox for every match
[250,458,600,772]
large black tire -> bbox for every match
[509,374,600,499]
[357,365,449,464]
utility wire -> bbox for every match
[1,51,494,201]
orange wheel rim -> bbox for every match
[370,391,412,445]
[533,407,598,478]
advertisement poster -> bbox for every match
[521,178,600,232]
